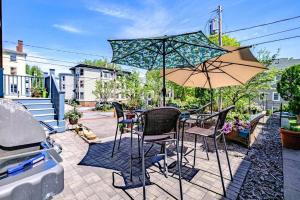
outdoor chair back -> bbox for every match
[213,105,235,138]
[112,102,124,120]
[142,107,181,136]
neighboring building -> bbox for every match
[256,58,300,112]
[59,64,130,106]
[59,73,74,101]
[2,40,28,97]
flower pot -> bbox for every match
[280,128,300,150]
[69,118,78,125]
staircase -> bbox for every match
[13,98,65,133]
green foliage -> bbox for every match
[256,48,280,67]
[94,102,112,111]
[144,70,162,106]
[209,35,240,46]
[26,65,44,77]
[93,79,116,103]
[118,71,144,109]
[277,64,300,115]
[83,58,120,70]
[226,111,250,122]
[65,104,82,121]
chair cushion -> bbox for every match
[185,126,215,137]
[120,118,138,124]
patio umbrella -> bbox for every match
[162,46,267,111]
[108,31,228,106]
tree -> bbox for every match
[209,35,240,47]
[277,64,300,123]
[93,79,116,103]
[120,71,144,108]
[144,70,162,106]
[26,64,43,77]
[83,58,120,70]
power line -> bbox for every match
[224,15,300,34]
[27,55,80,65]
[240,26,300,42]
[251,35,300,46]
[3,40,111,58]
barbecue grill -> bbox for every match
[0,99,64,200]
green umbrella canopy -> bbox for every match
[108,30,228,70]
[108,30,228,106]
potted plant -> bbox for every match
[65,104,82,125]
[277,64,300,149]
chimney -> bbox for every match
[16,40,23,53]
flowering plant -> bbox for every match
[222,122,233,135]
[233,116,251,132]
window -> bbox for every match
[10,67,17,75]
[62,84,65,90]
[273,92,280,101]
[62,76,65,81]
[80,69,84,76]
[80,92,84,100]
[10,84,18,93]
[10,54,17,62]
[80,80,84,88]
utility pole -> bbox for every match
[218,5,222,46]
[217,5,223,111]
[0,0,3,98]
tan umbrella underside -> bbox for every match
[162,46,267,88]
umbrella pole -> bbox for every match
[210,89,213,114]
[162,39,166,106]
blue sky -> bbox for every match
[3,0,300,74]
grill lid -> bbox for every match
[0,99,46,148]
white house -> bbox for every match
[59,64,130,106]
[2,40,29,97]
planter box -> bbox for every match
[280,128,300,150]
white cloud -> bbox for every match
[88,6,134,20]
[53,24,83,34]
[87,1,182,38]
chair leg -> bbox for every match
[193,134,197,167]
[164,142,168,178]
[111,124,119,157]
[117,128,123,150]
[138,135,141,158]
[222,133,233,180]
[130,125,133,181]
[176,133,183,200]
[214,138,226,197]
[203,137,209,160]
[141,137,146,200]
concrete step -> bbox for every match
[13,98,52,104]
[22,103,53,109]
[43,120,58,127]
[28,108,55,115]
[33,113,55,121]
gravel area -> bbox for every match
[238,115,284,199]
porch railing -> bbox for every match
[3,74,45,97]
[45,74,65,126]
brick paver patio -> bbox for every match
[52,131,250,200]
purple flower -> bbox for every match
[222,122,233,135]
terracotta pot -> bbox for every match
[69,118,78,125]
[280,128,300,150]
[125,112,135,128]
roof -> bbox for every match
[271,58,300,69]
[69,64,131,75]
[3,48,27,56]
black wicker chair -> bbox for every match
[134,107,183,200]
[182,105,235,197]
[111,102,139,157]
